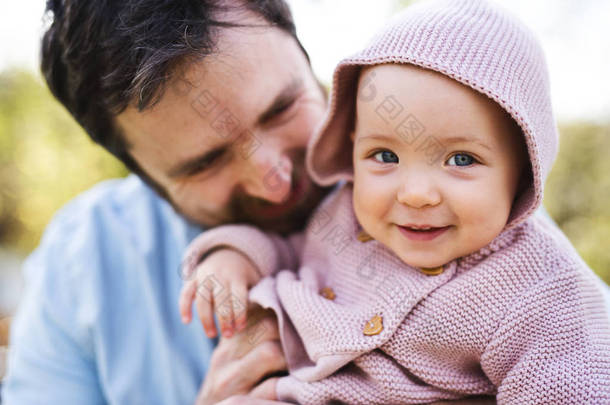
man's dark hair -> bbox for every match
[41,0,306,192]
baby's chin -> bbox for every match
[393,249,459,270]
[403,257,452,270]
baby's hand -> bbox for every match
[179,248,261,338]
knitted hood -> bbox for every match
[306,0,559,228]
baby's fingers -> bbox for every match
[195,280,218,338]
[216,291,235,338]
[232,284,249,332]
[179,279,197,324]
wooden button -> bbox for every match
[419,266,444,276]
[363,315,383,336]
[357,230,374,242]
[319,287,336,300]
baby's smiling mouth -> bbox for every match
[397,224,452,241]
[401,224,448,231]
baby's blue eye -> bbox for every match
[373,150,399,163]
[447,153,475,166]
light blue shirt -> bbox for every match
[2,175,217,404]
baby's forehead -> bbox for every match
[355,63,526,154]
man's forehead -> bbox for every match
[179,27,301,111]
[122,55,292,133]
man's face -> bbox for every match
[352,64,526,269]
[116,17,328,233]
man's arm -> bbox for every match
[1,229,105,404]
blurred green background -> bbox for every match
[1,68,609,284]
[0,70,128,254]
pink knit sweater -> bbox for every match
[183,0,610,403]
[185,185,610,404]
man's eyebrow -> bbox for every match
[167,146,225,178]
[256,77,303,126]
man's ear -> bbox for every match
[349,131,355,141]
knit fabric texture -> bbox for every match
[183,185,610,404]
[306,0,558,229]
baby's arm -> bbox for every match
[179,225,300,338]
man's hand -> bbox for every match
[194,305,287,405]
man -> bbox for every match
[2,0,328,403]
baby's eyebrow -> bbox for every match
[356,133,400,144]
[357,133,492,151]
[440,135,492,151]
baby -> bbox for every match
[179,0,610,403]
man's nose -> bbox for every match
[396,170,441,208]
[239,144,293,204]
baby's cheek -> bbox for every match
[353,180,384,227]
[459,201,508,253]
[352,185,372,223]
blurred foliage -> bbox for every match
[0,69,127,254]
[0,69,609,284]
[544,122,610,283]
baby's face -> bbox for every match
[352,64,527,269]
